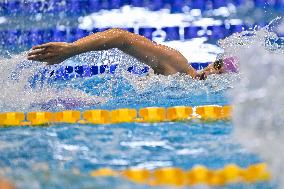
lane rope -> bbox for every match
[0,0,247,16]
[0,105,232,127]
[90,163,271,187]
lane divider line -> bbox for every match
[90,163,271,187]
[0,105,232,127]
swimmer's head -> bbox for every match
[206,59,225,75]
[195,57,238,80]
[212,53,239,72]
[212,57,239,74]
[195,59,225,80]
[223,57,239,73]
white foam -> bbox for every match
[227,18,284,184]
[0,17,7,25]
[0,53,106,112]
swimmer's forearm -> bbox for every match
[70,28,127,56]
[28,29,127,63]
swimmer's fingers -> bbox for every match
[28,43,55,57]
[32,43,54,50]
[27,53,55,62]
[28,48,47,56]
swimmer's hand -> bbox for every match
[27,42,77,65]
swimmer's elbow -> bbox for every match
[103,28,129,49]
[106,28,127,39]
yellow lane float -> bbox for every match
[0,105,233,127]
[26,112,54,126]
[89,163,271,187]
[110,108,137,123]
[83,110,110,124]
[167,106,193,121]
[195,105,222,121]
[0,112,25,126]
[139,107,166,122]
[55,110,81,123]
[121,169,150,184]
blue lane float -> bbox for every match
[50,64,151,80]
[207,24,228,39]
[1,22,279,49]
[0,0,254,16]
[52,63,206,80]
[30,62,209,86]
[191,63,210,70]
[1,0,284,16]
[184,26,204,39]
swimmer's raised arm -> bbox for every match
[28,28,197,78]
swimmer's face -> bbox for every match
[195,59,224,80]
[213,59,224,72]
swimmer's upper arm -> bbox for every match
[121,32,192,74]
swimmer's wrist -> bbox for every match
[69,43,81,56]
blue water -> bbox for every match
[0,121,268,188]
[0,70,274,188]
[0,64,273,187]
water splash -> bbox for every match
[124,70,238,95]
[0,52,106,112]
[0,45,239,112]
[226,17,284,185]
[218,17,284,58]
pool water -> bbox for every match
[0,62,273,188]
[0,121,271,189]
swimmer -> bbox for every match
[27,28,237,79]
